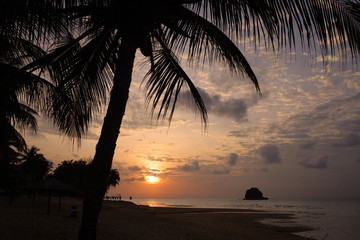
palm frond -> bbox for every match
[162,7,260,92]
[144,35,207,125]
[188,0,279,45]
[0,62,54,113]
[43,28,117,140]
[48,86,91,141]
[187,0,360,61]
[0,0,69,43]
[12,103,38,131]
[0,119,27,153]
[265,0,360,60]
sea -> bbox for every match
[123,198,360,240]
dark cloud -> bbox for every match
[198,88,247,122]
[299,156,328,169]
[128,166,142,172]
[227,153,238,166]
[147,156,182,162]
[180,88,259,123]
[178,161,200,172]
[268,93,360,141]
[266,122,311,140]
[332,133,360,148]
[227,131,248,138]
[342,133,360,147]
[343,133,360,146]
[122,176,145,183]
[83,131,100,140]
[259,144,282,164]
[209,167,231,175]
[299,140,316,150]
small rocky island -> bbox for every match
[244,187,269,200]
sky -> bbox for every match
[25,38,360,199]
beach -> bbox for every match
[0,195,312,240]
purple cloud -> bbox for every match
[259,144,282,164]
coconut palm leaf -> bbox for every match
[0,119,27,154]
[161,7,260,91]
[0,0,70,43]
[188,0,360,60]
[144,45,207,125]
[20,27,115,139]
[266,0,360,58]
[188,0,279,44]
[44,31,116,138]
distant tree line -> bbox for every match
[0,146,120,199]
[50,159,120,193]
[0,146,52,197]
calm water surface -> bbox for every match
[124,198,360,240]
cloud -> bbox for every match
[128,166,142,172]
[299,140,316,150]
[208,167,231,175]
[260,93,360,160]
[332,133,360,148]
[227,153,239,166]
[121,92,168,130]
[299,156,328,169]
[147,155,182,163]
[122,176,146,183]
[180,88,259,123]
[178,161,200,172]
[83,130,101,140]
[227,131,248,138]
[259,144,282,164]
[343,133,360,147]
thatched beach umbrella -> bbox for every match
[24,178,82,214]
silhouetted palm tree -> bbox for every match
[0,33,52,198]
[20,146,52,182]
[51,159,120,192]
[47,2,360,239]
[51,159,92,191]
[0,1,109,146]
[3,1,360,239]
[0,35,46,164]
[106,169,120,192]
[0,2,106,201]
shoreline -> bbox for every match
[1,195,313,239]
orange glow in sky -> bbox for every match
[145,176,159,184]
[26,43,360,199]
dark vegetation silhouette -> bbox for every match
[0,33,50,191]
[0,1,102,201]
[1,1,360,240]
[51,159,120,193]
[0,145,52,203]
[20,146,53,183]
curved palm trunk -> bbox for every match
[78,36,137,240]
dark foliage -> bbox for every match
[51,159,120,192]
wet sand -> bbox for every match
[0,195,312,240]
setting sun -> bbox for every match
[145,176,159,184]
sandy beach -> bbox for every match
[0,195,312,240]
